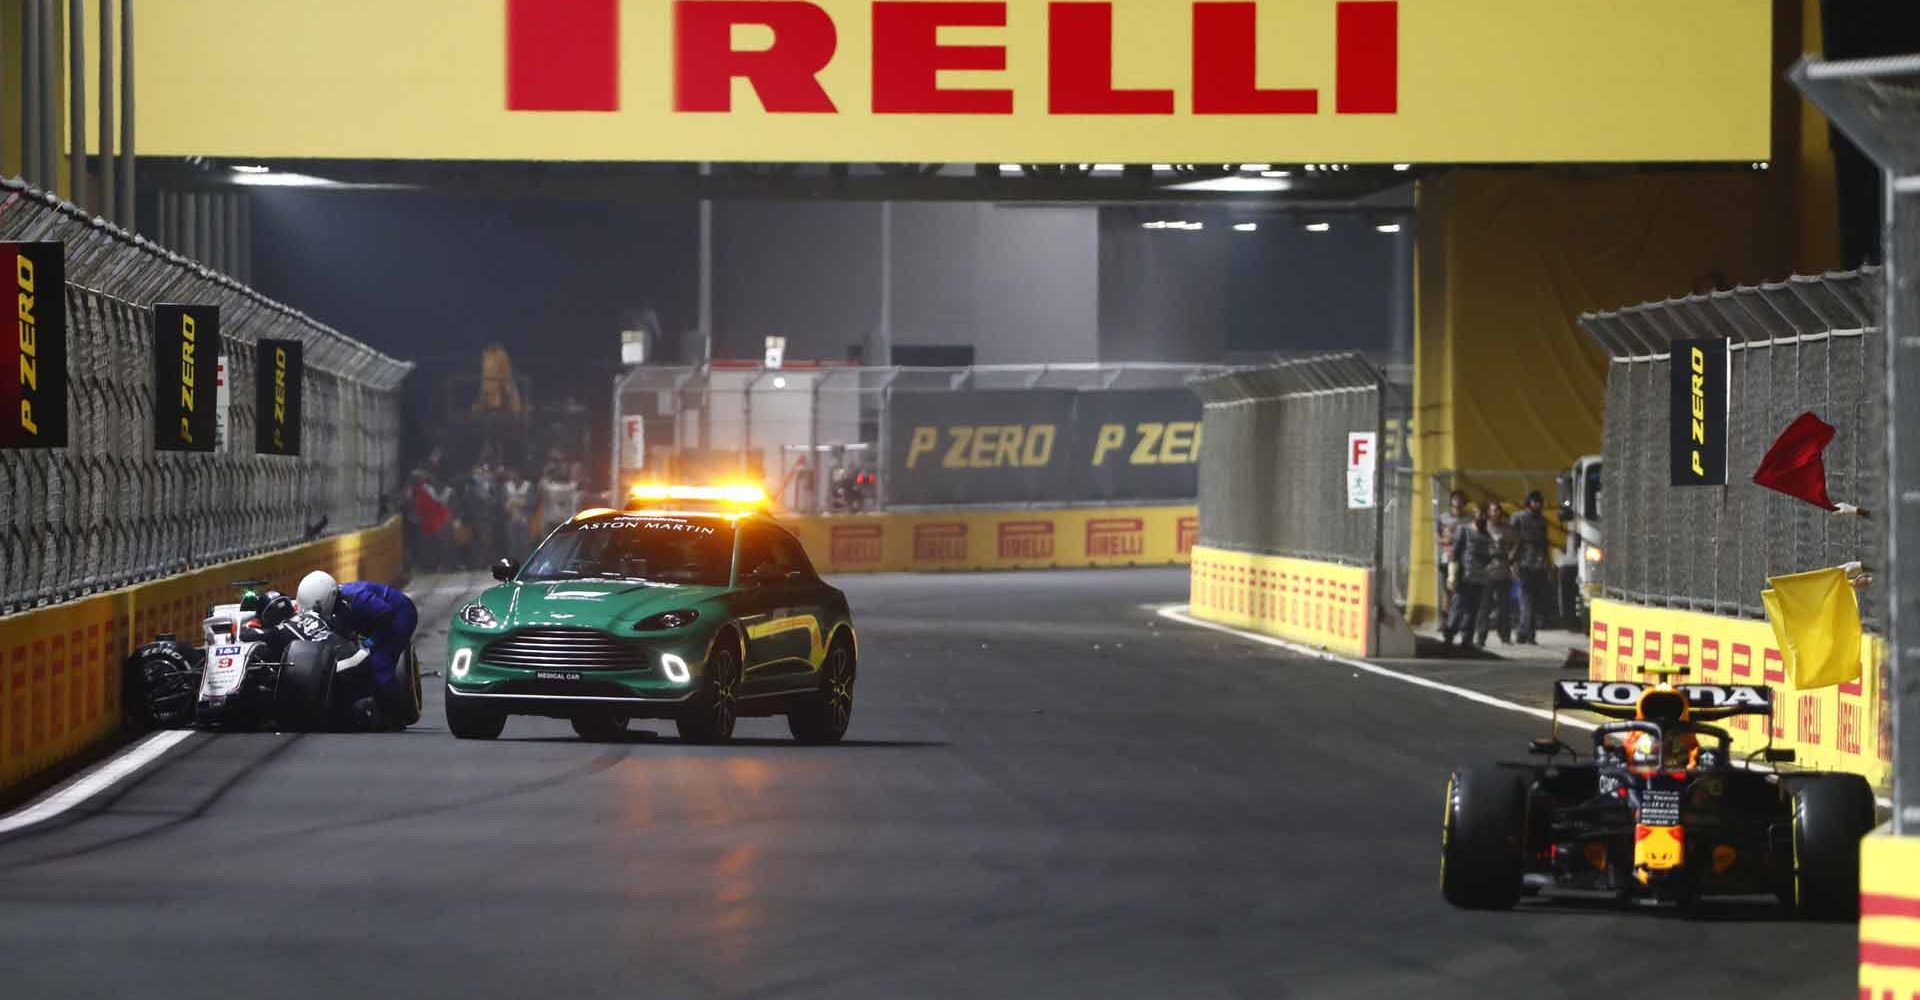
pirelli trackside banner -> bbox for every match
[255,340,302,456]
[889,388,1201,505]
[1,242,67,449]
[153,305,220,452]
[1671,338,1728,487]
[127,1,1769,163]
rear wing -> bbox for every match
[1552,680,1773,722]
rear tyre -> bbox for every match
[1441,764,1530,911]
[571,714,629,742]
[676,643,740,744]
[445,690,507,740]
[375,644,424,730]
[273,642,336,731]
[1791,774,1877,920]
[787,639,854,745]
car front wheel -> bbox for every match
[445,689,507,740]
[676,644,740,744]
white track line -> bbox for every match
[0,729,195,836]
[1153,603,1896,810]
[1153,604,1592,732]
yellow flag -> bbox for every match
[1762,567,1863,689]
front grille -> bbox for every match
[480,628,654,672]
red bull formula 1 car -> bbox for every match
[1441,678,1876,919]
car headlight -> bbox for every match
[1584,545,1604,563]
[660,653,691,684]
[450,647,473,679]
[635,609,699,631]
[458,603,499,628]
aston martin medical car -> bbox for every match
[444,487,858,744]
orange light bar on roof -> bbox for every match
[627,484,768,507]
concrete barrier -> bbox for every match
[1587,597,1890,789]
[1861,833,1920,999]
[779,506,1197,575]
[0,519,402,794]
[1188,547,1378,658]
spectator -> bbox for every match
[460,462,499,568]
[1444,504,1495,649]
[539,461,580,535]
[1510,490,1553,644]
[1475,502,1517,646]
[1435,490,1470,621]
[502,467,534,558]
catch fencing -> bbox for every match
[0,180,412,612]
[612,363,1220,512]
[1189,352,1384,567]
[1578,269,1885,626]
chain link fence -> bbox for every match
[1190,353,1383,567]
[0,180,412,612]
[613,362,1220,512]
[1578,269,1885,627]
[1793,52,1920,830]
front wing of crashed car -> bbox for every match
[1441,680,1878,917]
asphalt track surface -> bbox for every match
[0,569,1856,999]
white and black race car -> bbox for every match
[123,584,421,732]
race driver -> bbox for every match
[297,570,418,727]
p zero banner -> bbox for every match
[255,340,303,456]
[0,242,67,449]
[889,388,1201,505]
[130,1,1769,163]
[1670,338,1728,486]
[153,305,220,452]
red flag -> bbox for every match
[413,482,451,536]
[1752,412,1837,511]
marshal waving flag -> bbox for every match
[0,242,67,449]
[1761,566,1863,689]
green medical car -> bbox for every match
[444,489,857,744]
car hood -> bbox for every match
[480,580,730,631]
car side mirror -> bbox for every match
[492,558,519,582]
[1530,737,1574,757]
[1763,747,1796,764]
[751,563,786,586]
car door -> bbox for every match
[737,524,822,695]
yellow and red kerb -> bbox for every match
[1860,835,1920,1000]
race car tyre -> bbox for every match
[787,638,855,745]
[676,642,740,744]
[1791,774,1877,920]
[571,713,629,742]
[274,640,337,731]
[1441,764,1529,911]
[374,644,424,730]
[445,691,507,740]
[122,642,201,731]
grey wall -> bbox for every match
[712,201,883,363]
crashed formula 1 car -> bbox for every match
[1441,677,1876,919]
[123,584,422,732]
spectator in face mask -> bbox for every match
[1443,504,1495,649]
[1475,502,1516,646]
[1435,490,1470,622]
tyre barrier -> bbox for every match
[0,518,402,795]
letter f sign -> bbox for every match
[508,0,621,111]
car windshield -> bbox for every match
[520,515,735,586]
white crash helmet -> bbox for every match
[297,570,340,618]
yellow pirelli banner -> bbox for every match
[1861,834,1920,1000]
[1188,546,1374,657]
[0,519,402,793]
[126,0,1770,163]
[1588,598,1889,788]
[781,505,1196,574]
